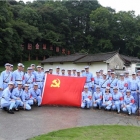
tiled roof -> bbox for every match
[75,51,118,63]
[41,53,86,63]
[120,54,140,63]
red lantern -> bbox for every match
[56,47,59,52]
[28,43,32,50]
[50,45,53,50]
[68,50,70,55]
[62,48,65,54]
[43,44,46,50]
[35,43,39,49]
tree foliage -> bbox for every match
[0,0,140,65]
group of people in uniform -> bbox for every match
[0,63,140,116]
[81,66,140,115]
[0,63,44,114]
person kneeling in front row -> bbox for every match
[121,90,135,115]
[102,87,112,111]
[21,84,33,110]
[1,82,15,114]
[93,86,102,109]
[81,85,92,109]
[29,83,42,107]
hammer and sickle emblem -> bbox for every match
[51,78,60,88]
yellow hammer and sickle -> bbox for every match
[51,78,60,88]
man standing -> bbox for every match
[61,69,65,76]
[49,68,53,74]
[35,66,45,92]
[117,74,128,96]
[129,72,139,108]
[108,72,118,94]
[54,66,60,75]
[99,73,109,93]
[29,83,42,107]
[67,69,72,76]
[1,82,15,114]
[30,64,37,77]
[12,63,24,87]
[94,71,101,92]
[24,67,35,89]
[72,68,77,77]
[82,66,94,92]
[0,63,13,98]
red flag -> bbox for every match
[56,47,59,52]
[42,74,86,107]
[35,43,39,49]
[43,44,46,50]
[28,43,32,50]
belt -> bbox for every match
[95,83,99,85]
[101,87,106,88]
[3,81,8,83]
[26,82,33,84]
[86,81,91,83]
[36,81,43,82]
[131,90,136,91]
[119,88,124,90]
[15,80,22,81]
[110,87,113,88]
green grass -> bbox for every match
[30,125,140,140]
[0,60,41,72]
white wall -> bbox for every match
[43,62,107,75]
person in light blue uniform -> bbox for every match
[102,87,112,110]
[136,70,140,81]
[10,64,14,73]
[54,66,61,75]
[1,82,15,114]
[128,72,139,107]
[124,71,130,87]
[100,69,104,79]
[82,66,94,92]
[11,81,23,110]
[24,67,35,89]
[61,68,66,76]
[12,63,24,87]
[29,83,42,107]
[112,86,123,114]
[94,71,101,92]
[121,90,135,115]
[21,84,33,110]
[35,66,45,92]
[117,73,128,96]
[76,70,82,77]
[72,68,77,77]
[99,73,109,94]
[31,64,37,77]
[108,72,118,94]
[0,63,13,97]
[81,85,92,109]
[106,69,111,79]
[93,86,103,109]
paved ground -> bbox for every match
[0,106,140,140]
